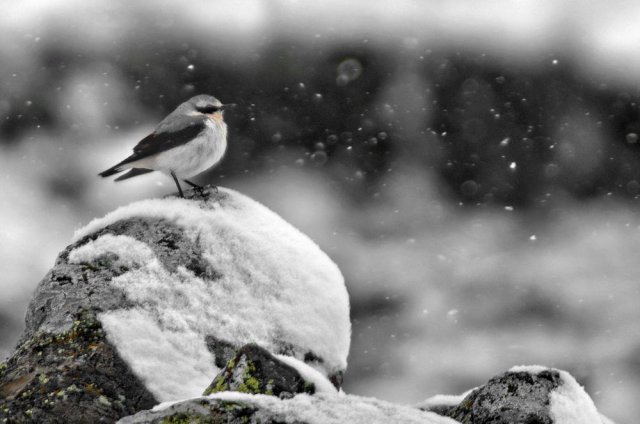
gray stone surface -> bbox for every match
[426,369,562,424]
[0,310,156,423]
[117,397,269,424]
[204,343,315,398]
[23,215,219,341]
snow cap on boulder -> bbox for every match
[69,187,350,401]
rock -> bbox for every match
[0,310,156,423]
[22,216,215,342]
[448,368,561,423]
[0,186,350,421]
[203,343,316,398]
[421,365,610,424]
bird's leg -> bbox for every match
[170,171,185,198]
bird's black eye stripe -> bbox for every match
[196,105,221,114]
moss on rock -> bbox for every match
[0,310,155,423]
[203,344,315,398]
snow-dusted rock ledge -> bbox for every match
[0,186,617,423]
[119,392,457,424]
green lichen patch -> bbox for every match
[215,400,257,422]
[237,358,260,394]
[207,374,229,395]
[160,412,214,424]
[302,381,316,394]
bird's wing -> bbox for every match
[114,168,154,181]
[121,115,208,164]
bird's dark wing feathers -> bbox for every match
[120,115,208,165]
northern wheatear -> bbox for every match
[99,94,231,197]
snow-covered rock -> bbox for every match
[421,365,615,424]
[1,186,350,421]
[510,365,601,424]
[78,187,350,399]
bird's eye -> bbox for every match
[197,105,220,114]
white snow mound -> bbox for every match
[549,370,604,424]
[71,187,351,401]
[509,365,607,424]
[416,390,474,411]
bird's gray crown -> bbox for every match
[165,95,223,118]
[186,94,222,112]
[155,94,225,132]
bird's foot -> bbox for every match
[184,180,219,199]
[184,179,203,189]
[184,179,206,198]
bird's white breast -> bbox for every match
[152,118,227,179]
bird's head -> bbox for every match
[183,94,234,122]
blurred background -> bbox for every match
[1,0,639,422]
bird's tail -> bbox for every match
[114,168,153,181]
[98,164,123,178]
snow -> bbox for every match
[508,365,603,424]
[68,234,156,268]
[416,390,474,410]
[508,364,552,374]
[599,413,617,424]
[99,309,215,401]
[274,354,337,394]
[197,392,457,424]
[549,370,602,424]
[70,187,351,401]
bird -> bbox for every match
[99,94,232,198]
